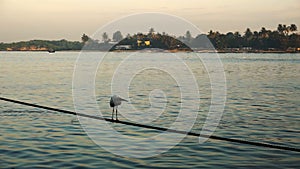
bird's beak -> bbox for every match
[121,98,128,102]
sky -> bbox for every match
[1,0,299,42]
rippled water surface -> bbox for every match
[0,52,299,168]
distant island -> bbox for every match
[0,24,299,53]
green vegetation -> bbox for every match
[109,29,191,51]
[0,39,82,51]
[201,24,299,52]
[0,24,299,52]
[112,31,123,42]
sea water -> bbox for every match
[0,52,299,168]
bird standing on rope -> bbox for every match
[110,95,128,121]
[0,96,299,152]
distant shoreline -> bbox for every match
[0,49,299,53]
[2,24,299,54]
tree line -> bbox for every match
[0,24,299,52]
[0,39,82,51]
[200,24,299,51]
[82,23,299,51]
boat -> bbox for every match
[48,49,55,53]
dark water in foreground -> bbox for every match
[0,52,299,168]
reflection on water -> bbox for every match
[0,52,299,168]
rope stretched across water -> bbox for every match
[0,96,299,153]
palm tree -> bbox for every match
[277,24,284,34]
[290,24,297,33]
[102,32,109,43]
[148,28,155,38]
[112,31,123,42]
[185,30,192,42]
[259,27,270,38]
[244,28,253,39]
[81,33,89,43]
[282,25,289,36]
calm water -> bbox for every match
[0,52,299,168]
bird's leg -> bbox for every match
[116,108,118,121]
[112,107,114,121]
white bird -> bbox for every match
[110,95,128,121]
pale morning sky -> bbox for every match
[1,0,299,42]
